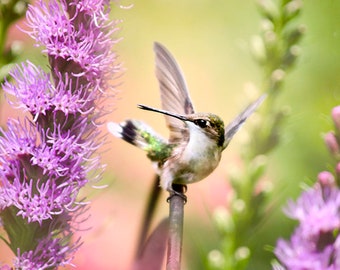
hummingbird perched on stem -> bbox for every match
[107,42,265,198]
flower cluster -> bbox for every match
[275,172,340,269]
[274,107,340,269]
[0,0,119,268]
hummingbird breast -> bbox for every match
[160,124,222,191]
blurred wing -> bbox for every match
[154,42,195,143]
[223,94,266,149]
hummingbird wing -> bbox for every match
[154,42,195,143]
[223,94,266,149]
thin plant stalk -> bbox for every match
[166,184,186,270]
[135,175,162,259]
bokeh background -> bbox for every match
[1,0,340,269]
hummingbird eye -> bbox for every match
[194,119,209,128]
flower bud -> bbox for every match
[335,162,340,180]
[257,0,280,21]
[213,207,234,234]
[324,132,340,157]
[332,106,340,132]
[317,171,335,187]
[250,35,266,63]
[284,0,303,19]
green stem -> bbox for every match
[0,14,9,69]
[135,175,162,259]
[166,184,185,270]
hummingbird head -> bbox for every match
[185,113,225,148]
[138,104,225,148]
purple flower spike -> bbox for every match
[0,0,120,268]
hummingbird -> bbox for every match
[107,42,265,197]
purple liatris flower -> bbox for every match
[274,172,340,269]
[0,0,120,268]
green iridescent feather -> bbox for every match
[140,130,174,163]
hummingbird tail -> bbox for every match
[107,120,170,162]
[108,120,150,148]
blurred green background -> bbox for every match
[1,0,340,269]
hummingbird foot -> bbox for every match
[167,191,187,203]
[167,184,187,203]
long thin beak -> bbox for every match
[138,104,188,121]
